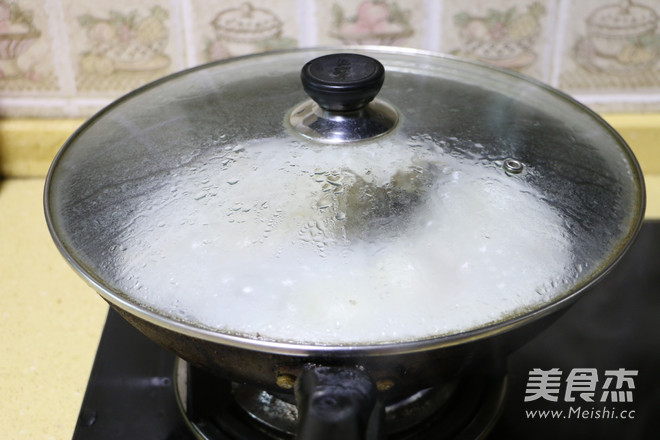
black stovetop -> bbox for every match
[73,222,660,439]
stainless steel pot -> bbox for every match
[44,47,645,438]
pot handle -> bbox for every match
[295,366,384,440]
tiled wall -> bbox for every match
[2,0,660,117]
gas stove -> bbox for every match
[72,222,660,439]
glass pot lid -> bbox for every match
[45,47,644,346]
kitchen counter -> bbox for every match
[0,178,108,439]
[0,115,659,439]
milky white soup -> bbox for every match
[111,136,576,345]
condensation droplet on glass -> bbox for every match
[316,197,332,209]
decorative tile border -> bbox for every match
[0,0,60,94]
[0,0,659,117]
[60,0,183,94]
[187,0,299,66]
[557,0,660,95]
[314,0,424,49]
[439,0,557,82]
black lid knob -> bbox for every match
[301,53,385,112]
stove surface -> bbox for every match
[73,222,660,439]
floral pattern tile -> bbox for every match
[2,0,660,117]
[188,0,299,65]
[0,0,59,94]
[441,0,554,80]
[315,0,423,48]
[61,0,181,94]
[558,0,660,94]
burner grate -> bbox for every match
[175,359,507,440]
